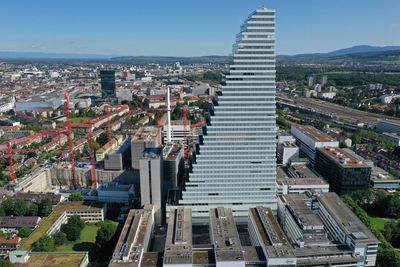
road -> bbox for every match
[294,98,400,126]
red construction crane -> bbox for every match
[88,124,97,187]
[6,142,16,183]
[64,91,76,187]
[190,120,206,128]
[69,118,101,187]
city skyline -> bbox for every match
[1,0,400,56]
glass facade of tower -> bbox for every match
[100,70,116,98]
[179,8,277,218]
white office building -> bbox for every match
[179,7,277,219]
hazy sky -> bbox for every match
[1,0,399,56]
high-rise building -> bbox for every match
[140,148,163,225]
[100,70,116,98]
[320,75,328,87]
[178,7,277,219]
[315,147,371,195]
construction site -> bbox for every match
[1,88,207,218]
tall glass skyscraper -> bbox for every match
[100,70,116,98]
[179,7,277,218]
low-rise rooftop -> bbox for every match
[110,205,153,266]
[292,124,337,143]
[14,252,88,267]
[163,208,192,266]
[20,202,103,250]
[316,193,378,244]
[209,207,244,263]
[317,147,369,168]
[277,164,328,186]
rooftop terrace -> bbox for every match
[20,202,103,251]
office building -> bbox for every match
[376,120,400,145]
[179,7,277,219]
[163,143,184,193]
[140,148,163,225]
[290,124,339,166]
[163,208,192,267]
[248,206,296,266]
[0,236,21,255]
[100,70,116,98]
[0,217,41,233]
[277,194,330,248]
[320,76,328,87]
[104,138,132,171]
[209,207,245,267]
[97,182,135,205]
[131,127,158,170]
[109,205,154,267]
[276,162,329,194]
[307,76,314,88]
[315,147,371,195]
[277,140,299,165]
[376,119,400,135]
[317,193,379,266]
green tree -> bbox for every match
[29,202,39,216]
[18,227,33,238]
[96,221,117,249]
[1,198,14,216]
[384,220,400,248]
[377,248,400,267]
[38,198,52,217]
[61,215,84,241]
[97,132,109,146]
[0,258,12,267]
[68,192,84,202]
[13,200,28,216]
[53,231,68,246]
[33,235,56,252]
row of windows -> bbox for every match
[233,56,275,60]
[249,18,274,21]
[237,45,274,49]
[222,88,275,92]
[231,66,275,70]
[239,40,275,44]
[236,51,274,55]
[244,23,275,27]
[227,78,275,82]
[244,29,274,32]
[232,61,275,65]
[245,34,274,38]
[223,83,275,87]
[211,116,275,121]
[253,12,275,16]
[222,92,275,96]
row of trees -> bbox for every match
[342,195,400,267]
[384,220,400,248]
[0,198,52,217]
[33,216,118,261]
[351,189,400,219]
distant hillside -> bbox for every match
[326,45,400,57]
[110,55,230,65]
[1,45,400,65]
[0,51,114,59]
[278,46,400,65]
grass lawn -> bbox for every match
[370,217,387,232]
[56,224,99,252]
[69,117,93,123]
